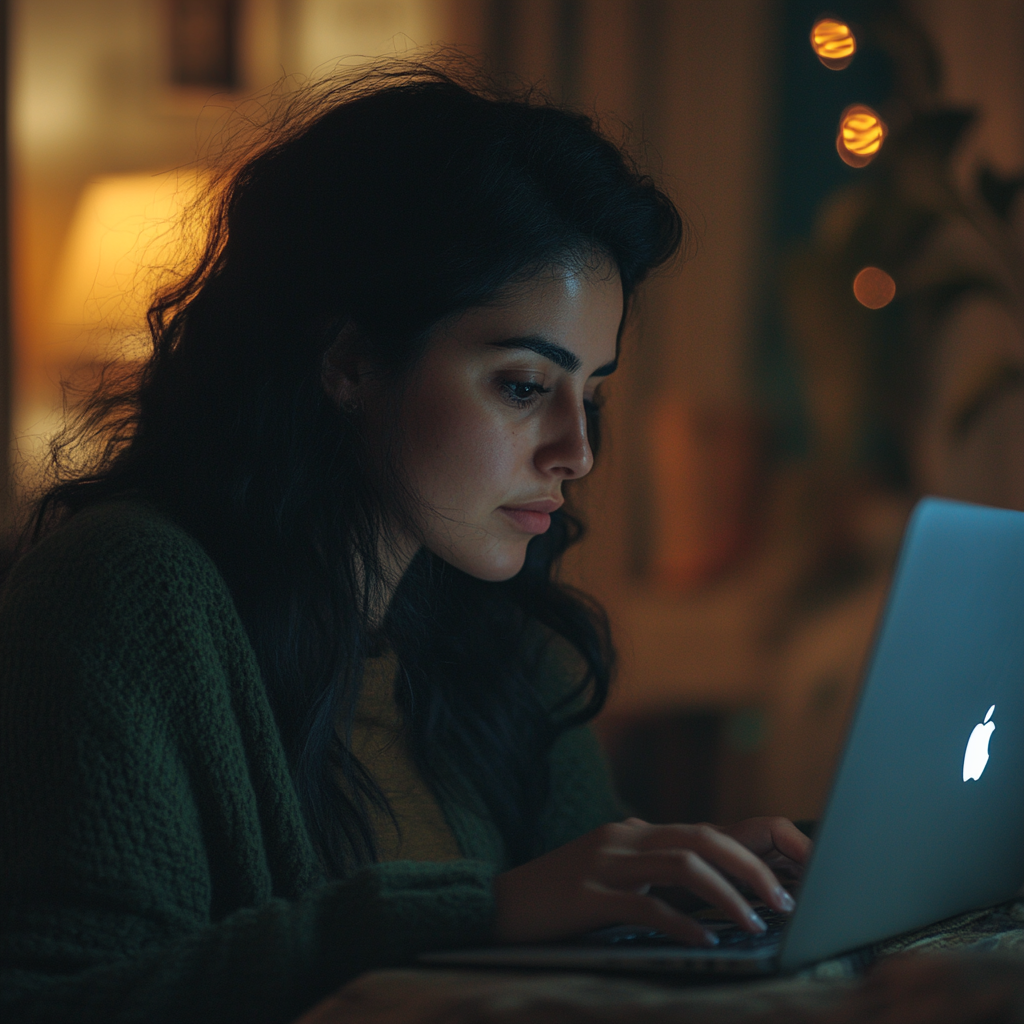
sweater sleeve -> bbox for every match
[0,505,496,1024]
[539,720,628,851]
[2,863,496,1024]
[534,634,627,852]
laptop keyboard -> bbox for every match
[583,905,788,951]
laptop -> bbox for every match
[422,497,1024,975]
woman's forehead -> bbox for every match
[436,267,622,361]
[461,263,622,328]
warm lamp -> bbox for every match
[836,104,887,168]
[810,18,856,70]
[49,170,210,363]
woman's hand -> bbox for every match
[493,816,812,946]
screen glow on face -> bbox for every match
[386,264,622,582]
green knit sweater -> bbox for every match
[0,501,622,1024]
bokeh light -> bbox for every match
[810,18,857,70]
[853,267,896,309]
[836,104,888,168]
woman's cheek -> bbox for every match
[414,416,513,516]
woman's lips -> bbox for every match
[500,508,552,534]
[499,499,562,535]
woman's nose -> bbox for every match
[534,393,594,479]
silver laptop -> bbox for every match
[422,497,1024,975]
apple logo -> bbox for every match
[962,705,996,782]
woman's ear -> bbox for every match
[322,321,370,412]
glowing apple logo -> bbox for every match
[962,705,996,782]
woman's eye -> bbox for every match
[499,380,551,407]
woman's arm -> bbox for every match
[532,634,626,853]
[538,720,626,853]
[3,861,495,1024]
[0,505,495,1024]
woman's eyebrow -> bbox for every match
[490,336,582,373]
[489,335,616,377]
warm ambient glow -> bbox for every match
[853,267,896,309]
[49,170,210,360]
[810,18,857,70]
[836,104,887,168]
[648,402,758,589]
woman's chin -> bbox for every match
[434,542,530,583]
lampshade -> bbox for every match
[48,169,210,362]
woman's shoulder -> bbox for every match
[0,499,266,730]
[1,499,236,642]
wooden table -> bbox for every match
[296,900,1024,1023]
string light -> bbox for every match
[836,104,888,167]
[853,267,896,308]
[810,18,857,70]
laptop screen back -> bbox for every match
[779,498,1024,971]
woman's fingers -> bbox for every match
[768,818,813,864]
[493,817,809,947]
[597,889,718,946]
[598,848,769,933]
[725,816,813,865]
[630,823,795,915]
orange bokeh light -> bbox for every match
[836,104,888,168]
[811,18,857,70]
[853,267,896,309]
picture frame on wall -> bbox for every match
[167,0,240,91]
[158,0,284,115]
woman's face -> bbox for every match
[384,264,622,581]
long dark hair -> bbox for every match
[31,62,684,872]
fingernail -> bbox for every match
[775,887,796,912]
[748,910,767,932]
[703,929,720,946]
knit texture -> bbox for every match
[0,501,622,1024]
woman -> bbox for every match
[0,66,809,1023]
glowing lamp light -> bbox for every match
[49,170,210,362]
[811,18,857,70]
[836,104,888,168]
[853,266,896,309]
